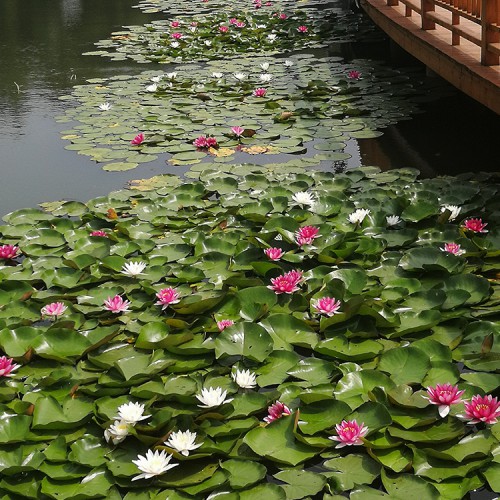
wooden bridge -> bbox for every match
[360,0,500,114]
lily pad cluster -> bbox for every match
[57,54,448,171]
[0,166,500,498]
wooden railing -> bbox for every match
[385,0,500,64]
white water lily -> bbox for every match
[205,40,212,46]
[189,26,197,32]
[233,72,247,81]
[165,72,177,80]
[348,208,370,224]
[146,83,157,92]
[267,34,277,42]
[284,59,294,67]
[165,430,203,456]
[150,75,162,83]
[98,102,112,111]
[171,41,180,48]
[232,369,257,389]
[196,387,233,408]
[259,73,272,83]
[116,402,150,424]
[132,450,178,481]
[104,420,130,445]
[260,62,270,71]
[386,215,401,226]
[441,204,461,221]
[121,261,147,277]
[292,191,316,208]
[212,72,223,79]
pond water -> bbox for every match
[0,0,498,217]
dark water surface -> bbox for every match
[0,0,498,217]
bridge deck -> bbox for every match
[361,0,500,114]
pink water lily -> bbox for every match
[104,295,131,314]
[130,133,144,146]
[424,383,465,417]
[268,270,302,294]
[217,319,235,331]
[347,70,362,80]
[155,287,181,310]
[329,420,368,448]
[462,218,488,233]
[441,243,466,256]
[464,395,500,424]
[0,356,21,377]
[264,247,284,260]
[41,302,68,318]
[264,401,291,423]
[297,25,308,33]
[235,21,246,28]
[170,21,180,27]
[312,297,342,316]
[0,244,19,260]
[219,25,229,32]
[253,87,267,97]
[171,32,182,39]
[229,18,238,24]
[193,135,218,149]
[295,225,320,246]
[90,230,108,238]
[231,126,245,137]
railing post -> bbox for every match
[481,0,500,65]
[422,0,436,29]
[452,10,460,44]
[387,0,399,8]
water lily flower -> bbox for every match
[205,40,212,46]
[196,387,233,408]
[441,243,466,256]
[235,21,246,28]
[193,135,218,149]
[155,287,181,309]
[231,126,245,137]
[98,102,112,111]
[0,356,21,377]
[329,420,368,448]
[90,230,108,237]
[347,70,362,80]
[233,72,247,81]
[165,430,202,456]
[212,72,224,78]
[189,26,197,33]
[268,270,302,294]
[121,261,147,277]
[170,21,180,28]
[267,34,278,42]
[116,401,150,424]
[130,133,145,146]
[0,244,19,260]
[103,295,131,313]
[150,76,162,83]
[462,218,488,233]
[260,62,270,71]
[253,87,267,97]
[284,59,294,66]
[264,247,284,260]
[171,41,180,48]
[259,73,272,83]
[41,302,67,318]
[424,383,465,417]
[265,1,272,5]
[229,18,238,25]
[264,401,291,423]
[386,215,401,226]
[104,420,130,445]
[165,72,177,80]
[171,32,182,39]
[292,191,316,208]
[295,225,320,246]
[297,25,308,33]
[132,450,178,481]
[146,83,157,92]
[217,319,235,331]
[441,204,461,221]
[464,394,500,424]
[279,12,287,19]
[312,297,342,316]
[219,25,229,32]
[348,208,370,225]
[232,368,257,389]
[191,21,198,26]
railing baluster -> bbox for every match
[422,0,436,28]
[481,0,500,64]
